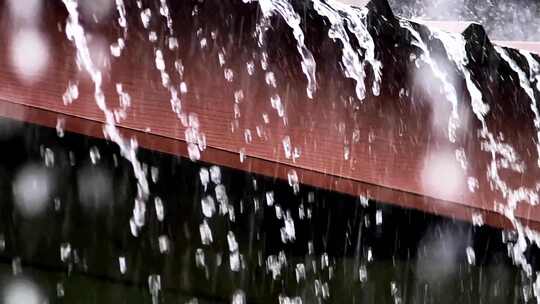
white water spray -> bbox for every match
[498,47,540,168]
[313,1,368,100]
[316,0,382,99]
[257,0,317,99]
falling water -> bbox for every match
[313,0,375,100]
[61,0,150,236]
[317,0,382,98]
[398,19,461,142]
[256,0,317,99]
[429,22,540,297]
[498,47,540,168]
[43,0,540,302]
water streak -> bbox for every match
[499,48,540,168]
[398,19,460,142]
[316,0,382,99]
[257,0,317,99]
[62,0,149,235]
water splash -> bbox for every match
[257,0,317,99]
[314,0,382,99]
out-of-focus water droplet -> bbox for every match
[187,143,201,161]
[140,8,151,28]
[60,243,72,262]
[246,60,255,75]
[158,235,170,253]
[239,148,246,163]
[230,251,241,272]
[358,263,368,282]
[265,72,277,87]
[467,177,479,192]
[12,257,22,275]
[287,170,299,194]
[0,234,5,252]
[390,281,402,304]
[227,231,239,252]
[56,282,65,298]
[180,82,188,94]
[119,256,127,274]
[271,94,284,117]
[56,118,65,137]
[195,248,206,268]
[77,165,113,210]
[7,0,43,22]
[168,37,178,50]
[266,191,274,206]
[89,146,101,164]
[244,129,252,143]
[215,184,228,204]
[199,168,210,191]
[466,246,476,265]
[359,194,369,207]
[62,81,79,105]
[148,274,161,304]
[375,210,383,226]
[472,212,484,227]
[150,166,159,183]
[110,38,125,57]
[201,195,215,218]
[43,147,55,167]
[3,278,44,304]
[209,166,221,184]
[154,196,165,221]
[10,29,50,84]
[199,220,213,245]
[13,164,52,218]
[295,263,305,282]
[278,295,303,304]
[231,289,246,304]
[282,136,292,159]
[281,211,296,243]
[224,68,234,82]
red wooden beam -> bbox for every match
[0,1,539,230]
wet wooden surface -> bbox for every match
[0,0,539,229]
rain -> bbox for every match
[0,0,538,303]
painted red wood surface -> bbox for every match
[0,1,539,230]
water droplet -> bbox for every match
[209,166,221,184]
[56,118,65,137]
[89,146,100,164]
[60,243,72,262]
[295,263,305,282]
[118,256,127,274]
[466,246,476,265]
[199,168,210,190]
[199,220,213,245]
[231,290,246,304]
[224,68,234,82]
[287,170,299,194]
[201,195,215,218]
[158,235,170,253]
[154,196,164,221]
[148,275,161,304]
[266,191,274,206]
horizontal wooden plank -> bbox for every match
[0,0,539,230]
